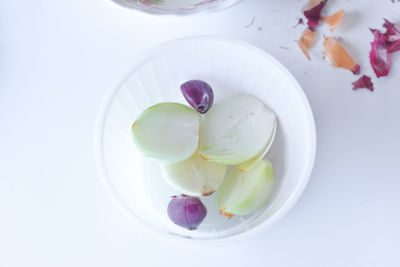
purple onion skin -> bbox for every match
[180,80,214,114]
[167,195,207,230]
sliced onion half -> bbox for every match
[164,151,227,196]
[237,121,277,172]
[217,159,275,219]
[131,102,199,164]
[199,95,276,165]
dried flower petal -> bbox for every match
[320,10,344,32]
[323,37,360,74]
[369,28,392,77]
[303,0,327,31]
[352,75,374,92]
[298,28,316,60]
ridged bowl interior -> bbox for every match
[95,37,316,241]
[111,0,244,15]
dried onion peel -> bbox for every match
[320,9,344,32]
[323,37,360,75]
[298,28,316,60]
[303,0,328,31]
[352,75,374,92]
[382,19,400,53]
[369,19,400,78]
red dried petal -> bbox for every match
[303,0,327,31]
[369,28,392,77]
[352,75,374,92]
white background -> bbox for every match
[1,0,400,266]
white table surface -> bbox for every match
[1,0,400,266]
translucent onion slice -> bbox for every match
[217,159,275,219]
[131,102,199,164]
[164,151,227,196]
[199,95,276,165]
[237,121,277,172]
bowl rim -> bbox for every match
[108,0,245,16]
[94,36,317,245]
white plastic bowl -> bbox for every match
[95,36,316,243]
[111,0,244,15]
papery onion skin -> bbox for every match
[132,102,199,164]
[181,80,214,114]
[323,37,360,75]
[352,75,374,92]
[382,19,400,53]
[298,28,316,61]
[369,19,400,78]
[320,9,344,32]
[303,0,327,31]
[370,28,392,78]
[167,195,207,230]
[217,159,275,219]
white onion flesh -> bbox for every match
[131,102,199,164]
[237,120,277,172]
[199,95,276,165]
[217,159,275,218]
[164,152,227,196]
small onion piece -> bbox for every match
[320,9,344,32]
[199,95,276,165]
[298,28,316,61]
[181,80,214,114]
[164,152,227,196]
[303,0,327,31]
[237,121,277,172]
[131,102,199,164]
[352,75,374,92]
[323,37,360,75]
[167,194,207,230]
[217,159,275,219]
